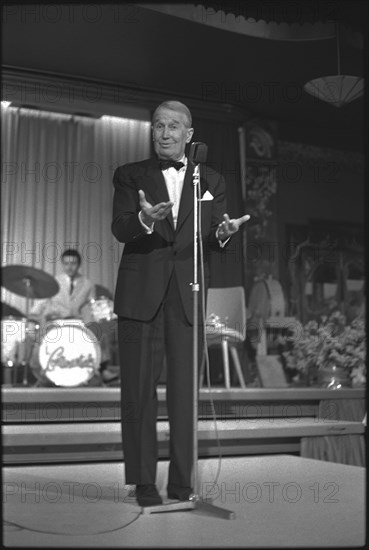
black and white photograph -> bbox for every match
[1,1,366,547]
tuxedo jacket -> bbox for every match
[112,157,228,323]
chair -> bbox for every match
[200,286,247,389]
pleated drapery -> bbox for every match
[1,105,151,314]
[300,398,366,466]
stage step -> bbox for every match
[2,387,365,423]
[2,387,365,465]
[2,418,365,464]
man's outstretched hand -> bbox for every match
[217,213,250,240]
[139,190,173,226]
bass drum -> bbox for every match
[248,277,286,321]
[31,319,101,387]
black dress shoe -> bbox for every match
[167,485,193,501]
[136,484,162,507]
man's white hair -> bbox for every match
[152,101,192,128]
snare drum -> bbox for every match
[31,319,101,387]
[89,297,117,323]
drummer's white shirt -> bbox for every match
[30,272,95,323]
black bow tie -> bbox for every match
[159,159,185,171]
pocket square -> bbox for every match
[200,190,214,201]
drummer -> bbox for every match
[30,249,95,323]
[30,249,112,381]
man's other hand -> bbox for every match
[217,213,250,240]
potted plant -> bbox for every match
[279,311,366,388]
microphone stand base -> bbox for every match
[192,497,236,520]
[141,495,236,519]
[141,500,195,515]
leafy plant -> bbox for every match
[279,311,366,386]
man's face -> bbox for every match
[152,107,193,160]
[62,256,80,278]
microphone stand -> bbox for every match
[142,161,235,519]
[187,162,235,519]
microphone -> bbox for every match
[189,142,208,165]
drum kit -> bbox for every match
[1,265,116,388]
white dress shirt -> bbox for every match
[161,155,187,229]
[30,272,95,321]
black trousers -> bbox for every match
[118,272,203,488]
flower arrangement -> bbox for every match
[280,311,366,387]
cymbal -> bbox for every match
[1,302,24,318]
[2,265,60,299]
[95,284,113,300]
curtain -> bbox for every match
[300,398,366,466]
[1,105,151,315]
[300,435,365,467]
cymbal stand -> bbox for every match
[21,277,32,386]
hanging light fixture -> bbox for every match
[303,22,364,107]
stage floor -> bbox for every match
[2,454,365,548]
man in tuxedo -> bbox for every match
[112,100,249,507]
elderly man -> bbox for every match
[112,100,248,507]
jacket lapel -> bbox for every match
[176,163,210,233]
[176,163,194,232]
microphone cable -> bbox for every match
[3,512,142,536]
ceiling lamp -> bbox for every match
[303,22,364,107]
